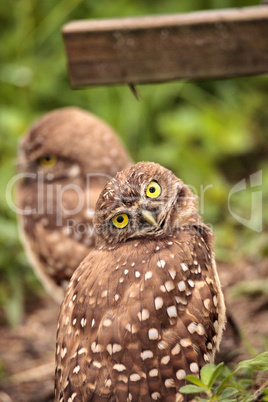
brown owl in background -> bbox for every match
[55,161,226,401]
[16,107,132,303]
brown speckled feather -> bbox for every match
[55,162,226,401]
[16,107,132,303]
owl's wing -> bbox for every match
[17,180,104,303]
[55,228,225,401]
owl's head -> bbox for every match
[94,162,199,245]
[17,107,131,183]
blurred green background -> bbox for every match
[1,0,268,326]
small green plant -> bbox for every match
[180,352,268,401]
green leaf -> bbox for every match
[219,387,239,399]
[216,372,236,395]
[208,362,224,388]
[200,364,214,386]
[262,390,268,402]
[185,375,206,388]
[180,384,205,394]
[237,352,268,371]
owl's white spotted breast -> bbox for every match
[55,227,225,401]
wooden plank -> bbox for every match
[62,6,268,88]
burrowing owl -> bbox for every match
[55,161,226,401]
[16,107,132,303]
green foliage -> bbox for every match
[230,279,268,298]
[180,353,268,401]
[0,0,268,324]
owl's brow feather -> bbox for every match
[23,133,44,156]
[120,185,141,205]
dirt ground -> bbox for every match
[0,260,267,402]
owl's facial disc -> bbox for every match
[18,147,82,183]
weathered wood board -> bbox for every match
[62,6,268,88]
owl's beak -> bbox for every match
[141,210,159,229]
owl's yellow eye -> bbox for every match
[146,181,162,198]
[112,214,129,229]
[38,155,57,167]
